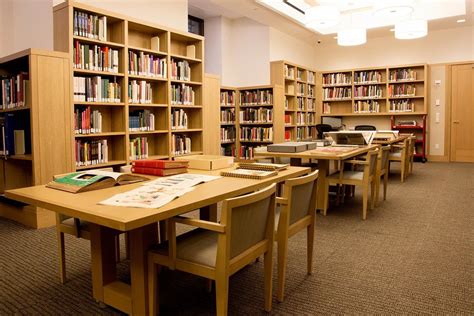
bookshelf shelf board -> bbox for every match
[131,155,169,162]
[220,105,235,108]
[392,125,424,130]
[239,104,273,108]
[388,79,424,84]
[127,46,167,57]
[171,128,203,133]
[354,82,386,86]
[73,69,124,77]
[172,151,203,158]
[285,124,296,127]
[170,79,202,85]
[72,36,125,49]
[321,111,427,117]
[75,132,126,138]
[129,130,168,135]
[220,140,236,144]
[307,82,315,85]
[285,93,295,97]
[0,106,30,113]
[239,140,273,143]
[74,101,125,106]
[220,123,236,126]
[128,74,167,82]
[9,154,33,161]
[170,105,203,109]
[129,103,168,108]
[296,79,306,83]
[353,97,385,100]
[389,95,424,99]
[322,84,352,88]
[285,77,295,81]
[323,98,352,102]
[239,122,273,126]
[285,109,296,112]
[76,160,127,171]
[169,54,202,63]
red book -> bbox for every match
[132,159,188,169]
[131,166,187,176]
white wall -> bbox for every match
[429,65,447,156]
[204,16,223,77]
[315,26,473,70]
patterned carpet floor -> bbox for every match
[0,162,473,315]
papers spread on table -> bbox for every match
[99,173,221,209]
[220,168,277,180]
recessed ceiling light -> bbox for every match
[457,19,466,23]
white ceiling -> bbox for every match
[188,0,473,44]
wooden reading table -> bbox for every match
[5,166,309,315]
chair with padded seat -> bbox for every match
[354,125,377,131]
[147,183,277,315]
[275,170,318,302]
[375,145,391,206]
[388,137,410,182]
[327,149,379,220]
[315,123,332,139]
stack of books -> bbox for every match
[131,159,189,176]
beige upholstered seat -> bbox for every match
[327,150,379,220]
[147,183,277,315]
[274,170,318,302]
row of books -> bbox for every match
[128,80,153,104]
[170,59,191,81]
[73,76,121,103]
[129,109,155,131]
[296,127,306,141]
[73,10,107,41]
[296,83,305,95]
[307,99,315,111]
[297,97,304,110]
[389,69,417,81]
[171,109,188,130]
[296,112,305,125]
[220,90,235,106]
[323,102,331,114]
[131,159,188,177]
[389,100,415,112]
[73,41,119,73]
[323,87,352,100]
[171,84,195,105]
[74,107,102,134]
[128,51,167,78]
[130,136,148,160]
[323,73,351,85]
[284,65,294,79]
[308,85,315,97]
[388,84,416,97]
[354,71,382,84]
[239,145,263,160]
[240,127,273,142]
[307,113,316,124]
[297,69,304,81]
[220,127,236,142]
[0,112,31,156]
[284,114,292,125]
[172,134,192,155]
[239,108,273,123]
[220,143,236,157]
[220,108,235,123]
[75,139,108,167]
[0,73,29,109]
[354,100,380,113]
[307,71,315,84]
[240,90,273,105]
[354,85,384,98]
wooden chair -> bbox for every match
[275,170,318,302]
[388,137,409,182]
[375,146,391,206]
[407,135,416,175]
[327,150,379,220]
[147,183,277,315]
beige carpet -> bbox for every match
[0,162,473,315]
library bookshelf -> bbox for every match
[53,0,204,171]
[0,49,72,228]
[270,60,321,141]
[236,85,284,161]
[219,86,237,157]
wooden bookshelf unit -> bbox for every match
[219,86,237,157]
[0,49,72,228]
[270,60,320,141]
[53,0,204,170]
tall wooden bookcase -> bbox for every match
[270,60,321,141]
[320,64,428,157]
[219,86,237,157]
[53,0,204,171]
[0,49,72,228]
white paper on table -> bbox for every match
[144,174,221,189]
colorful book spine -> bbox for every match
[73,41,119,73]
[73,10,107,41]
[239,127,273,142]
[170,59,191,81]
[129,136,149,160]
[128,80,153,104]
[171,109,188,130]
[73,76,121,103]
[239,90,273,105]
[171,84,195,105]
[172,134,192,155]
[75,139,108,167]
[74,106,102,134]
[128,51,167,78]
[129,110,155,131]
[239,108,273,123]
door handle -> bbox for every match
[453,120,460,124]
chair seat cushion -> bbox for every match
[61,218,90,231]
[328,170,364,181]
[389,152,402,158]
[176,228,218,267]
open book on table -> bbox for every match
[47,170,149,193]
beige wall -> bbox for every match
[429,65,447,157]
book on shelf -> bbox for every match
[396,120,417,126]
[73,10,107,41]
[13,130,25,155]
[131,166,187,177]
[388,84,416,97]
[132,159,188,169]
[74,76,121,103]
[171,83,195,105]
[220,126,236,142]
[129,109,155,131]
[128,51,167,78]
[220,108,235,123]
[354,71,382,84]
[75,139,108,167]
[0,72,29,110]
[239,108,273,123]
[172,134,192,155]
[238,162,289,171]
[128,80,153,104]
[323,87,352,99]
[284,65,294,79]
[220,90,235,106]
[130,137,149,160]
[171,109,188,130]
[389,100,414,112]
[240,126,273,142]
[0,111,31,156]
[48,170,147,193]
[323,73,351,85]
[240,89,273,105]
[74,40,119,73]
[389,68,417,81]
[221,168,277,180]
[74,106,102,134]
[171,58,191,81]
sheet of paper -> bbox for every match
[144,174,221,189]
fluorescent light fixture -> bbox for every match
[305,5,341,29]
[456,19,466,23]
[395,19,428,39]
[373,0,415,19]
[337,28,367,46]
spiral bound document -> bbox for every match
[220,168,277,180]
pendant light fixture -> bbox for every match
[394,19,428,39]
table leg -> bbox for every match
[200,204,218,222]
[129,223,158,315]
[90,224,117,303]
[316,160,329,215]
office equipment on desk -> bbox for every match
[326,131,376,146]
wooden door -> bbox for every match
[450,64,474,162]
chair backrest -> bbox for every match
[380,145,391,173]
[355,125,377,131]
[408,135,416,158]
[221,183,276,259]
[315,124,332,139]
[281,170,318,226]
[364,150,379,178]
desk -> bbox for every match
[6,166,309,315]
[255,145,378,214]
[372,135,409,145]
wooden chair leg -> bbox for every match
[370,180,376,210]
[277,236,288,302]
[215,274,229,316]
[375,176,381,207]
[264,248,273,312]
[57,230,67,284]
[400,162,405,182]
[383,173,389,200]
[307,215,315,275]
[362,185,368,220]
[148,258,160,316]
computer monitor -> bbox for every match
[321,116,342,130]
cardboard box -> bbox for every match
[298,141,317,150]
[267,142,307,153]
[175,155,233,170]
